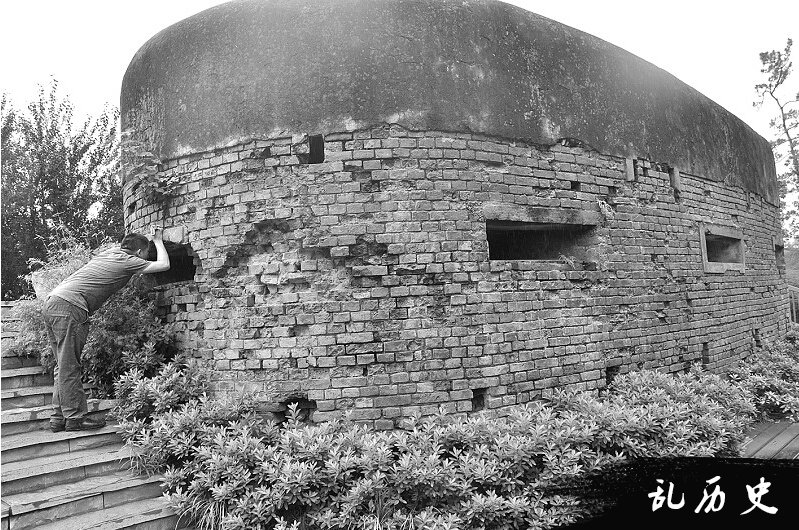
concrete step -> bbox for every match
[1,399,114,436]
[0,366,53,390]
[1,385,53,410]
[1,425,122,464]
[0,354,41,371]
[2,383,96,410]
[27,496,187,530]
[1,444,131,496]
[2,470,164,529]
[2,471,161,526]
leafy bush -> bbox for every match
[600,366,756,456]
[124,366,755,530]
[111,357,209,428]
[727,340,799,421]
[76,283,178,397]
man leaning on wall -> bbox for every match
[42,225,170,432]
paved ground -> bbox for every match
[742,420,799,459]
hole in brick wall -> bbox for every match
[701,343,710,367]
[471,387,487,411]
[252,146,271,158]
[605,365,621,387]
[275,398,316,424]
[147,241,198,285]
[308,134,325,164]
[754,328,762,348]
[775,243,785,275]
[632,159,639,179]
[559,138,583,148]
[362,365,368,376]
[570,180,581,191]
[486,220,595,260]
[704,233,743,263]
[127,201,136,215]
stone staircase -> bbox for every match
[1,302,188,529]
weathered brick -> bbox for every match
[130,124,784,427]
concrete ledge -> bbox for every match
[483,204,603,226]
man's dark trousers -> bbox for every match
[42,296,89,421]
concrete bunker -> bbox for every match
[121,0,786,427]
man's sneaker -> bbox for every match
[49,420,65,433]
[65,417,106,431]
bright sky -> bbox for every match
[1,0,797,142]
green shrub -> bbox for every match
[600,366,756,457]
[111,357,209,428]
[76,283,178,397]
[727,340,799,421]
[124,366,755,530]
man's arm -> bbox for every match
[141,226,170,274]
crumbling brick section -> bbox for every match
[124,126,787,428]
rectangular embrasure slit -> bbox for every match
[775,243,785,275]
[471,387,487,411]
[308,134,325,164]
[486,220,594,260]
[704,233,743,263]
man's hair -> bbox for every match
[120,233,150,254]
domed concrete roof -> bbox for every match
[121,0,777,202]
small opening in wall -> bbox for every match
[704,233,743,263]
[570,180,581,191]
[276,398,317,424]
[701,343,710,367]
[127,201,136,215]
[362,365,368,376]
[486,220,594,260]
[308,134,325,164]
[147,241,198,285]
[605,365,621,387]
[471,387,487,411]
[775,243,785,275]
[754,328,762,348]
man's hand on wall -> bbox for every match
[150,224,164,241]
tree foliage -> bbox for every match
[754,39,799,240]
[1,80,123,299]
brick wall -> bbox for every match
[124,125,788,427]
